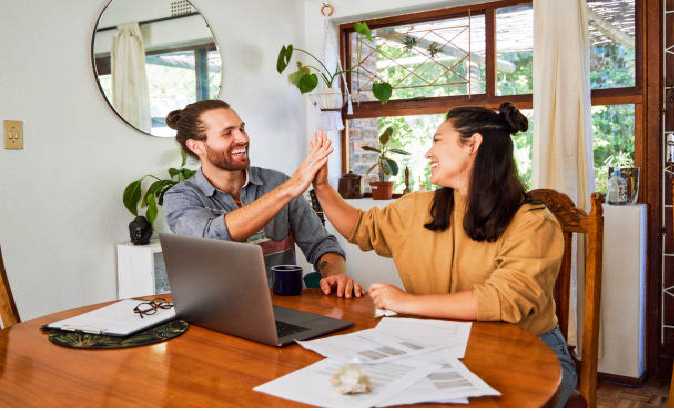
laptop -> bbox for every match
[159,233,353,346]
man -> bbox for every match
[163,100,363,298]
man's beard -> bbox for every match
[205,144,250,171]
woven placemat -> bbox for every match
[41,319,189,349]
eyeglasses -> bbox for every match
[133,298,174,318]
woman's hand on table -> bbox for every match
[368,283,412,313]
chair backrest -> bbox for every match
[669,366,674,408]
[526,189,604,408]
[0,246,20,328]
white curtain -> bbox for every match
[532,0,595,351]
[111,22,151,132]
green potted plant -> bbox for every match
[276,22,393,104]
[362,127,411,200]
[122,151,196,244]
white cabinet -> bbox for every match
[598,204,647,379]
[116,241,170,299]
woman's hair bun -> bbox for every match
[166,109,182,130]
[498,102,528,134]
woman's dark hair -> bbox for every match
[166,99,231,158]
[424,102,531,242]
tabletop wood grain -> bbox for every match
[0,290,559,407]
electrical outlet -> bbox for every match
[3,120,23,150]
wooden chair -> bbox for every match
[0,246,20,328]
[669,366,674,407]
[527,189,604,407]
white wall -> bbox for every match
[0,0,306,321]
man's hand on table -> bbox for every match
[320,273,365,298]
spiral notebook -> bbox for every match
[44,299,176,337]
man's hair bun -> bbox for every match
[498,102,528,134]
[166,109,182,130]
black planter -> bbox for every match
[129,216,153,245]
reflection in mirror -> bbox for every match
[92,0,222,137]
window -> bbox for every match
[496,4,534,96]
[348,13,486,101]
[342,0,641,195]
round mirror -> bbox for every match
[92,0,222,137]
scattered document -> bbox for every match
[46,299,175,337]
[377,354,500,407]
[297,317,471,362]
[374,317,472,355]
[297,328,445,364]
[374,308,397,318]
[254,358,442,407]
[256,316,498,407]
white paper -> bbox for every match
[374,317,472,358]
[297,328,448,364]
[298,317,471,363]
[377,355,500,407]
[374,308,398,318]
[47,299,175,336]
[253,358,442,408]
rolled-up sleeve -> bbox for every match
[472,209,564,323]
[288,194,345,271]
[163,187,232,240]
[347,194,415,257]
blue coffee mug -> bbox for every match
[271,265,303,296]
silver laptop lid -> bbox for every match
[160,233,278,345]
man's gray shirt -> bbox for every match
[163,167,344,282]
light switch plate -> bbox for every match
[3,120,23,150]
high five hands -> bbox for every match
[288,129,333,198]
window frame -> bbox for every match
[339,0,644,201]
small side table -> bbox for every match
[116,240,169,299]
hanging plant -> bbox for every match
[276,22,393,103]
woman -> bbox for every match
[308,102,576,406]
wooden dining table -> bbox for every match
[0,290,560,407]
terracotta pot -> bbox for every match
[370,181,394,200]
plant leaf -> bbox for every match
[379,126,393,146]
[383,157,399,176]
[372,82,393,103]
[122,179,142,217]
[361,145,381,153]
[169,168,180,179]
[145,193,158,225]
[354,22,373,41]
[143,180,165,207]
[276,44,294,73]
[389,148,411,155]
[158,182,178,206]
[298,73,318,94]
[380,158,393,175]
[143,180,177,206]
[181,168,196,180]
[288,63,311,88]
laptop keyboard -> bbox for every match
[275,321,309,338]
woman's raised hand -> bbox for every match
[311,130,330,188]
[287,130,333,198]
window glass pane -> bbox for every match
[514,109,534,189]
[208,49,222,99]
[588,0,636,89]
[496,4,533,96]
[349,14,486,102]
[145,50,197,137]
[348,110,533,194]
[349,115,444,193]
[592,104,636,193]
